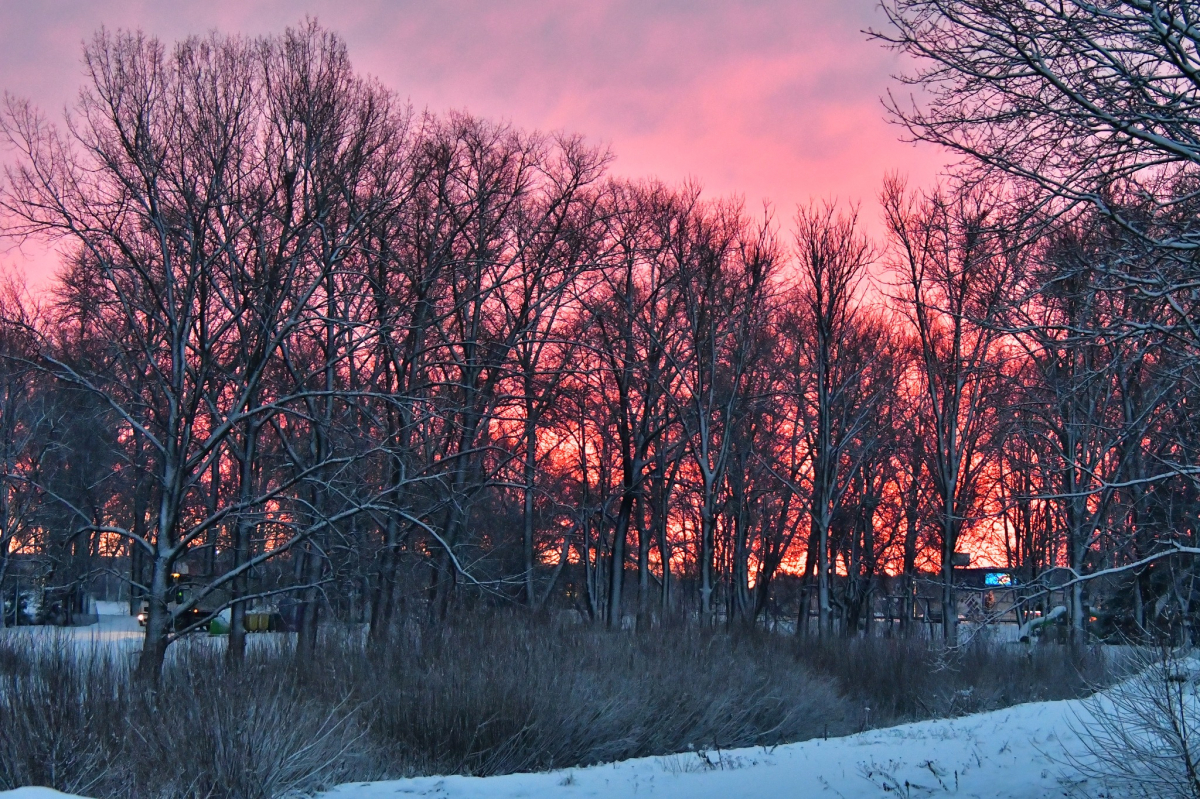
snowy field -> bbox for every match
[0,693,1105,799]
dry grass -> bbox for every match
[792,633,1115,725]
[0,634,367,799]
[0,616,1116,799]
[342,618,849,775]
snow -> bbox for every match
[91,601,128,617]
[322,697,1093,799]
[2,602,144,649]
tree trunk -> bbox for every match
[137,555,172,683]
[607,491,634,629]
[369,515,400,644]
[523,402,538,608]
[699,505,716,626]
[900,466,920,637]
[636,492,650,629]
[296,544,322,657]
[817,519,832,638]
[227,422,259,665]
[942,527,957,645]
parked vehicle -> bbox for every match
[136,565,224,632]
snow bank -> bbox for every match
[0,790,90,799]
[323,697,1091,799]
[92,601,128,617]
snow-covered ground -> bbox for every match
[0,693,1101,799]
[0,602,143,648]
[76,602,143,647]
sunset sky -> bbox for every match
[0,0,948,287]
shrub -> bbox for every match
[1067,643,1200,799]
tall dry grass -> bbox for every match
[792,633,1113,725]
[0,615,1114,799]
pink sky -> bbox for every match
[0,0,948,288]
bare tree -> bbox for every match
[0,24,399,676]
[883,178,1014,644]
[578,181,684,627]
[789,202,884,637]
[876,0,1200,372]
[669,198,777,625]
[0,277,45,627]
[1006,216,1176,642]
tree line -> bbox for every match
[1,13,1198,677]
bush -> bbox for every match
[1067,643,1200,798]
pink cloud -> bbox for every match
[0,0,948,288]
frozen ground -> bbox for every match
[0,693,1105,799]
